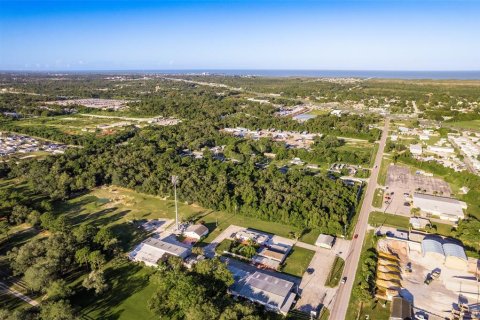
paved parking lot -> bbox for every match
[294,239,351,314]
[383,165,452,216]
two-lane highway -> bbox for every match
[329,118,390,320]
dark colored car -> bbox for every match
[354,234,358,239]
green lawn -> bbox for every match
[346,231,391,320]
[325,256,345,287]
[54,186,320,246]
[446,120,480,131]
[71,261,158,320]
[431,222,453,237]
[368,211,410,229]
[369,143,379,168]
[377,156,392,185]
[280,246,315,278]
[372,188,384,208]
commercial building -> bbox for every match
[230,271,296,315]
[413,193,467,222]
[421,236,468,271]
[315,234,335,249]
[129,237,191,266]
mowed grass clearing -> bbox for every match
[71,261,158,320]
[446,120,480,131]
[368,211,410,229]
[372,188,384,208]
[54,186,320,245]
[280,246,315,278]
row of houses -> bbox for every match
[0,132,67,157]
[449,132,480,173]
[222,127,320,149]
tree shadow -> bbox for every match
[73,262,153,320]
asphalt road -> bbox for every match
[329,118,390,320]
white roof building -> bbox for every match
[427,145,455,154]
[129,237,191,266]
[413,193,466,222]
[409,144,423,156]
[315,234,335,249]
[230,271,296,315]
[409,217,430,230]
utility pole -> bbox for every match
[172,175,179,231]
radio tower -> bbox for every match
[171,175,179,231]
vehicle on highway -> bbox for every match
[404,202,411,206]
[374,165,378,168]
[341,277,347,284]
[354,234,358,239]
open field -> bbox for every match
[446,120,480,131]
[368,211,410,229]
[53,186,320,246]
[280,246,316,278]
[13,115,123,135]
[71,260,158,320]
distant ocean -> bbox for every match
[138,69,480,80]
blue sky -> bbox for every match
[0,0,479,71]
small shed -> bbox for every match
[389,297,413,320]
[315,234,335,249]
[184,224,209,240]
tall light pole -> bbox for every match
[171,175,179,231]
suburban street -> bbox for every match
[329,118,390,320]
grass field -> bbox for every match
[346,231,391,320]
[280,246,315,278]
[53,186,320,246]
[372,188,384,208]
[14,115,122,136]
[368,211,410,229]
[325,256,345,287]
[446,120,480,131]
[71,260,158,320]
[377,156,392,185]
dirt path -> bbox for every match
[0,281,39,307]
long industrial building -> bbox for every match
[413,193,467,222]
